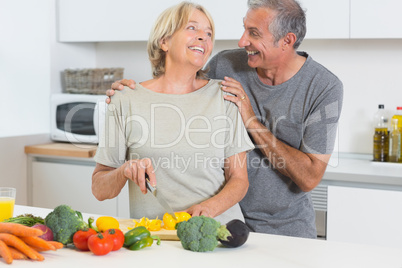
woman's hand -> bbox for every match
[123,158,156,194]
[221,76,258,129]
[186,203,215,218]
[105,79,137,104]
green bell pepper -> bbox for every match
[124,226,161,250]
[128,236,154,250]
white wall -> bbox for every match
[300,39,402,153]
[0,0,97,137]
[0,0,96,206]
[0,0,51,137]
[96,39,402,154]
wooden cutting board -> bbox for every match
[118,219,179,241]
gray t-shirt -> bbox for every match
[207,49,343,238]
[94,79,254,224]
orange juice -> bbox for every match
[0,197,15,222]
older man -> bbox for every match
[107,0,343,238]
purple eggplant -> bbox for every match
[218,219,250,248]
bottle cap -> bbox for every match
[378,104,384,109]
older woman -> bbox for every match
[92,2,253,224]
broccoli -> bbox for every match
[44,204,88,245]
[176,216,230,252]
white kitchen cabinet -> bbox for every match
[327,185,402,249]
[350,0,402,38]
[57,0,247,42]
[31,160,129,217]
[300,0,350,39]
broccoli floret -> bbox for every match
[44,204,88,245]
[176,216,221,252]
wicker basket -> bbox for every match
[63,68,124,94]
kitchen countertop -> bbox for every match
[8,205,401,268]
[25,143,97,158]
[323,153,402,187]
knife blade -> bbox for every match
[146,179,177,221]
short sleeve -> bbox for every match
[94,91,128,168]
[300,82,343,155]
[223,97,255,158]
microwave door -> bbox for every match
[94,100,106,143]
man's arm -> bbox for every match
[246,120,329,192]
[221,76,330,192]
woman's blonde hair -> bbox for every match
[147,1,215,79]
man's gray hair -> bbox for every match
[247,0,306,49]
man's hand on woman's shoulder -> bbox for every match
[105,79,137,104]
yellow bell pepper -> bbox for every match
[162,212,191,230]
[148,218,162,231]
[96,216,120,232]
[131,217,162,231]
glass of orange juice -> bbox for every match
[0,187,16,222]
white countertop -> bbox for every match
[323,153,402,187]
[8,205,401,268]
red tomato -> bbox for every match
[87,233,113,256]
[73,228,97,251]
[103,229,124,251]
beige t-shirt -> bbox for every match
[94,79,254,224]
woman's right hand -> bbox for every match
[122,158,156,194]
[106,79,137,104]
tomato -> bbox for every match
[87,233,114,256]
[96,216,120,232]
[73,228,97,251]
[104,229,124,251]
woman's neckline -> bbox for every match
[138,79,212,96]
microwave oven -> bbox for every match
[50,94,106,144]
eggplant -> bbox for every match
[217,219,250,248]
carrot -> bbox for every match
[0,223,43,237]
[28,246,46,252]
[8,247,28,260]
[48,241,64,249]
[29,248,44,261]
[20,236,56,251]
[0,233,39,260]
[0,240,13,264]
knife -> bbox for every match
[145,178,177,221]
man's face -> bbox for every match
[238,8,283,70]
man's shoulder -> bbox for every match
[208,48,249,78]
[302,52,343,87]
[212,48,247,61]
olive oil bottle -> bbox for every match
[391,107,402,162]
[373,104,389,162]
[388,119,401,162]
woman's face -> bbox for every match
[162,9,213,72]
